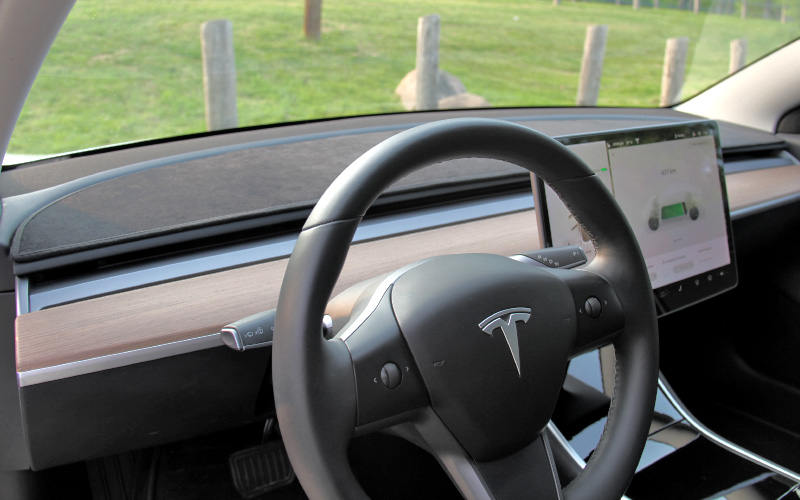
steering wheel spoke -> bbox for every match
[339,285,430,433]
[403,407,563,500]
[473,435,563,500]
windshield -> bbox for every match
[5,0,798,162]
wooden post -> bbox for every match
[654,0,660,9]
[304,0,322,41]
[781,4,786,22]
[576,25,608,107]
[741,0,747,18]
[415,14,440,111]
[553,0,560,6]
[633,0,640,10]
[693,0,700,13]
[660,37,689,107]
[729,39,747,74]
[201,20,237,131]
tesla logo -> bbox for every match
[478,307,531,377]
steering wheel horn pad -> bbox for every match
[391,253,575,462]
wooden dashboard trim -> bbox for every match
[725,164,800,213]
[15,163,800,374]
[16,210,541,373]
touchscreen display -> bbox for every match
[535,120,737,315]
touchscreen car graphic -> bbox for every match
[646,185,702,231]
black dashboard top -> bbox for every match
[1,108,785,270]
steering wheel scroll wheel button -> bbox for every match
[380,363,402,389]
[584,297,602,318]
[220,309,277,351]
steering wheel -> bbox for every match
[273,118,659,500]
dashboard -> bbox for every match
[3,108,800,495]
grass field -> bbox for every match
[7,0,798,156]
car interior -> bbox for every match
[1,1,800,499]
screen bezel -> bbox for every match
[533,120,738,317]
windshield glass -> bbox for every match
[5,0,798,162]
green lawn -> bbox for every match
[8,0,798,156]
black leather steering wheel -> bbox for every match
[273,118,659,500]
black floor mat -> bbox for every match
[152,424,307,500]
[150,424,461,500]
